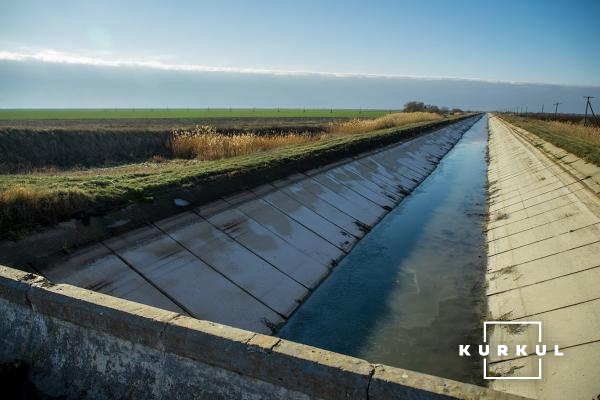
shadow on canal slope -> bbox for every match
[278,115,489,385]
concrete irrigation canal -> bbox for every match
[1,113,599,399]
[279,114,489,385]
[28,116,480,335]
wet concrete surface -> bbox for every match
[278,116,489,385]
[38,116,479,335]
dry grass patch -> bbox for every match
[169,125,319,160]
[169,112,444,160]
[501,115,600,166]
[328,112,442,135]
[539,120,600,144]
[0,186,92,232]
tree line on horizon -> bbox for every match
[403,101,462,115]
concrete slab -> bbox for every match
[343,162,403,198]
[300,175,383,226]
[488,298,600,363]
[488,223,600,271]
[487,198,579,232]
[489,342,600,400]
[224,194,344,266]
[251,184,356,251]
[370,145,425,181]
[103,225,286,332]
[487,243,600,295]
[354,157,416,191]
[485,116,600,398]
[488,264,600,320]
[373,152,429,180]
[325,165,398,206]
[205,208,327,290]
[42,244,186,315]
[277,181,365,238]
[310,174,385,214]
[488,217,600,256]
[487,201,595,241]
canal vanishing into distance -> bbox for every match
[279,115,489,385]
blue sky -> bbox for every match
[1,0,599,110]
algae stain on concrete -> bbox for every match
[278,115,489,385]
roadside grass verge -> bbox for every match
[501,115,600,166]
[0,114,471,236]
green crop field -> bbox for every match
[0,108,392,120]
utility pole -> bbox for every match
[583,96,596,126]
[553,102,561,118]
[541,104,544,113]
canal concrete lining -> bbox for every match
[34,116,479,335]
[485,115,600,399]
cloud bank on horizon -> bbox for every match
[1,50,599,113]
[0,49,581,84]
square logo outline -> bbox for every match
[483,321,542,380]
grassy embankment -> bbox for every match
[500,115,600,166]
[0,112,458,235]
[0,108,390,120]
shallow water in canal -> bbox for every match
[278,115,488,385]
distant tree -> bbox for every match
[403,101,425,112]
[424,104,441,114]
[451,108,463,114]
[404,101,452,115]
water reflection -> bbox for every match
[278,115,488,385]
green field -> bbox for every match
[0,108,392,120]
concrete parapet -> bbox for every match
[0,264,525,399]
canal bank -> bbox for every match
[20,116,481,335]
[279,115,490,385]
[486,115,600,399]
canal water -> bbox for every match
[278,115,488,385]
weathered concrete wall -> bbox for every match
[29,116,482,335]
[485,116,600,399]
[0,265,524,399]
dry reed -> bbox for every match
[169,125,318,160]
[169,113,444,160]
[540,120,600,145]
[328,112,442,135]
